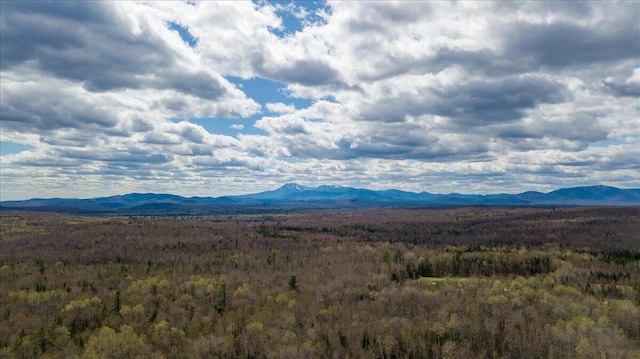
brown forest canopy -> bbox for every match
[1,207,639,358]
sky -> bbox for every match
[1,1,639,200]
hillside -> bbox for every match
[1,184,639,214]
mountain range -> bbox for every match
[1,184,639,214]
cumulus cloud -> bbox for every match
[1,0,639,200]
[501,6,640,69]
[266,102,296,114]
[603,68,640,98]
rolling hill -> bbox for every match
[1,184,639,214]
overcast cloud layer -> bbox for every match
[1,1,639,200]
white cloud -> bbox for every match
[265,102,296,114]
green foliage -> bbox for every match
[214,283,226,315]
[288,275,298,291]
[147,308,158,323]
[112,290,121,316]
[83,325,155,358]
[267,249,277,265]
[382,251,391,264]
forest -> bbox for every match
[1,206,639,358]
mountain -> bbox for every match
[1,184,639,214]
[0,193,187,213]
[544,185,640,204]
[232,183,313,200]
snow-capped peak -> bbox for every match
[279,183,311,192]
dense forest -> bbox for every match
[1,207,639,358]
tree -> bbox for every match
[112,290,121,316]
[215,283,226,315]
[288,275,298,291]
[83,325,156,359]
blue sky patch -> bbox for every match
[263,0,330,37]
[227,76,314,109]
[0,141,33,156]
[589,135,638,148]
[168,22,198,48]
[177,76,315,138]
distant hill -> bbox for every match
[1,184,639,214]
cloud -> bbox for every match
[1,2,175,91]
[1,75,119,134]
[603,68,640,98]
[501,4,640,69]
[1,1,639,200]
[429,75,567,125]
[266,102,296,114]
[0,2,261,109]
[265,59,341,86]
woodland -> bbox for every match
[1,206,639,358]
